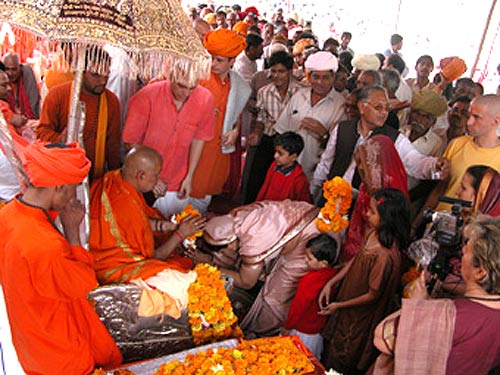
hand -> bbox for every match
[247,131,262,147]
[9,114,27,129]
[318,302,340,315]
[160,220,177,232]
[318,280,333,309]
[299,117,327,139]
[409,271,430,300]
[153,180,168,198]
[222,128,239,148]
[184,247,213,264]
[434,157,450,180]
[177,177,192,199]
[59,198,84,245]
[177,215,206,238]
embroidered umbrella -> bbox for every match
[0,0,209,246]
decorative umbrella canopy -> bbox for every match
[0,0,210,83]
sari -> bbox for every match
[204,200,321,336]
[474,168,500,217]
[342,135,409,262]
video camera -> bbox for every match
[422,196,472,295]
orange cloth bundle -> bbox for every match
[203,29,247,58]
[233,21,250,36]
[23,140,91,187]
[440,57,467,82]
[292,38,314,56]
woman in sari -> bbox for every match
[341,134,409,262]
[372,215,500,375]
[457,165,500,217]
[198,199,327,337]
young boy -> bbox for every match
[256,131,311,202]
[283,234,339,359]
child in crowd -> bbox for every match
[283,234,339,359]
[256,131,311,202]
[319,188,410,374]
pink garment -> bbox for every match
[206,200,321,336]
[122,81,215,191]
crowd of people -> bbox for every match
[0,3,500,374]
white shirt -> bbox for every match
[274,86,345,180]
[234,52,257,84]
[311,123,439,196]
[395,79,412,127]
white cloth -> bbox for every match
[0,148,21,201]
[154,193,212,217]
[0,286,26,375]
[288,329,323,360]
[304,51,338,72]
[274,87,345,179]
[395,79,413,127]
[311,124,439,196]
[233,52,257,84]
[136,269,197,312]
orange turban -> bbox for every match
[440,57,467,82]
[203,29,247,58]
[24,140,91,187]
[233,21,251,36]
[292,38,314,56]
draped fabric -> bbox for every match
[474,168,500,217]
[89,169,193,284]
[342,135,409,262]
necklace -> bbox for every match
[461,295,500,301]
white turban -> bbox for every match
[305,51,338,72]
[352,54,381,71]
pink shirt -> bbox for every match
[123,81,215,191]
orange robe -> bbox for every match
[0,198,122,374]
[191,72,231,198]
[36,82,122,180]
[89,169,193,284]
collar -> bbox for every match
[275,161,297,176]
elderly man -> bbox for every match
[36,47,121,180]
[415,95,500,228]
[0,141,122,373]
[90,146,204,317]
[311,85,448,204]
[189,28,250,213]
[123,62,215,217]
[274,51,345,179]
[2,52,40,119]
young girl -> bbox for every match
[319,188,411,375]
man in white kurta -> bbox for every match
[274,51,345,179]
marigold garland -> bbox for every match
[316,177,353,233]
[155,336,315,375]
[187,263,242,345]
[171,204,204,249]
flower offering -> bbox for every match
[316,177,353,233]
[171,204,204,249]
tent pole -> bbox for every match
[470,0,498,78]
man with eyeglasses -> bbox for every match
[36,46,121,181]
[311,85,449,205]
[274,50,346,180]
[123,60,215,217]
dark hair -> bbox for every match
[306,234,339,266]
[373,188,411,250]
[465,165,490,194]
[475,82,484,95]
[274,131,304,156]
[455,77,475,89]
[338,52,353,72]
[248,25,262,36]
[416,54,434,67]
[390,33,403,45]
[375,53,385,68]
[0,61,5,71]
[386,54,406,74]
[341,31,352,39]
[246,33,263,48]
[216,10,226,16]
[450,95,472,107]
[323,38,339,49]
[268,50,293,70]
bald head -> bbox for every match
[122,145,163,193]
[472,94,500,117]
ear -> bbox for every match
[290,153,298,161]
[474,266,488,283]
[136,169,146,180]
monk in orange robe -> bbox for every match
[190,29,250,212]
[0,140,122,374]
[89,145,205,284]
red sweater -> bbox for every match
[284,267,338,334]
[256,161,311,202]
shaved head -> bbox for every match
[123,145,162,175]
[473,94,500,117]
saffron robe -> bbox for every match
[89,170,193,284]
[0,198,122,374]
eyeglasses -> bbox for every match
[363,101,390,112]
